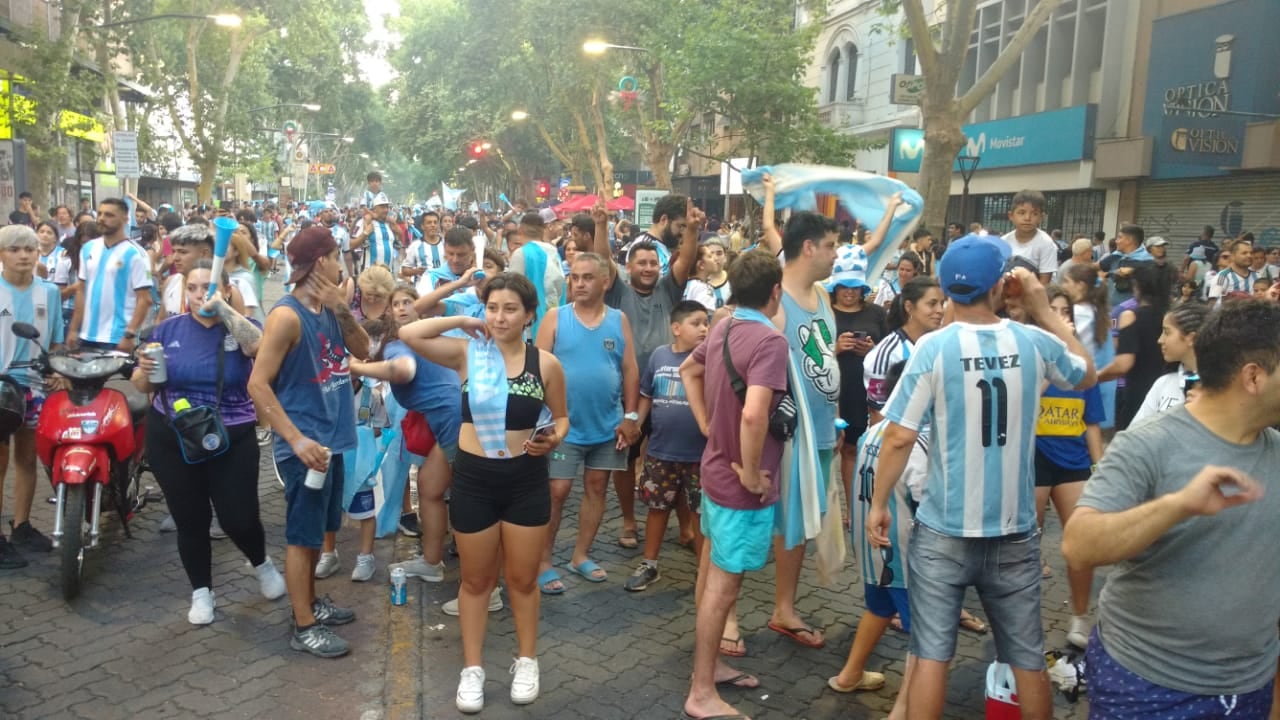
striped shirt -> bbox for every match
[1212,268,1257,303]
[863,329,913,410]
[883,320,1087,538]
[365,221,398,269]
[77,237,154,345]
[0,277,64,389]
[403,239,445,274]
[852,420,928,590]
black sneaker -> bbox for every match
[311,595,356,626]
[290,623,350,658]
[9,521,52,553]
[624,562,660,592]
[0,535,29,569]
[398,512,422,538]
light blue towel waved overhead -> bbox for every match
[741,164,924,284]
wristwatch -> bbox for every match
[123,330,137,340]
[623,412,639,422]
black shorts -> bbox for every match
[627,415,653,464]
[449,450,550,534]
[1034,449,1090,488]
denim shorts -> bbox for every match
[907,522,1044,670]
[1086,628,1274,719]
[700,495,774,574]
[279,455,345,549]
[547,439,627,479]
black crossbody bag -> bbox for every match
[722,320,798,441]
[160,330,231,464]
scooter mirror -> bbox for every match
[10,322,40,340]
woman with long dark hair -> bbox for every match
[1100,264,1171,430]
[864,276,943,424]
[52,218,96,328]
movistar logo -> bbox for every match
[898,135,924,161]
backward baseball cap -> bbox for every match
[286,226,338,285]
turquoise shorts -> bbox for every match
[700,495,775,574]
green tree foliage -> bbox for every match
[120,0,372,201]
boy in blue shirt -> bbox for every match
[625,301,709,592]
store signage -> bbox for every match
[888,105,1095,174]
[890,74,924,106]
[1142,0,1280,179]
[308,163,336,175]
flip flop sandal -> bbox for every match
[827,672,886,693]
[617,531,639,549]
[538,568,565,595]
[716,672,759,689]
[959,613,989,634]
[682,714,749,720]
[565,559,608,583]
[719,635,746,657]
[767,621,825,649]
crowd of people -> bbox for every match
[3,177,1280,720]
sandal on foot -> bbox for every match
[719,635,746,657]
[617,530,639,549]
[716,672,759,689]
[682,714,748,720]
[767,621,825,649]
[827,672,885,693]
[959,612,988,634]
[565,559,607,583]
[538,568,565,595]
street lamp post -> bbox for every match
[957,154,981,230]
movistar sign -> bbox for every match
[888,105,1096,173]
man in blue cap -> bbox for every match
[866,233,1096,720]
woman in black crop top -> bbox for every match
[398,273,568,712]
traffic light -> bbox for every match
[536,178,551,198]
[469,141,488,159]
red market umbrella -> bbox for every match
[606,196,634,211]
[554,194,600,216]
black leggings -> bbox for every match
[145,409,265,590]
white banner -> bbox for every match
[112,131,141,179]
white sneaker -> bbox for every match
[388,555,444,582]
[1067,615,1091,649]
[442,587,503,616]
[314,551,340,579]
[255,557,286,600]
[209,518,227,540]
[509,656,539,705]
[351,553,376,582]
[188,588,215,625]
[456,666,485,713]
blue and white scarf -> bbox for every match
[466,338,510,458]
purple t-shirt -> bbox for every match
[691,317,789,509]
[149,314,259,426]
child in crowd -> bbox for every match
[625,301,710,592]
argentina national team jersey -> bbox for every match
[367,221,398,269]
[0,277,65,389]
[883,320,1087,538]
[78,237,154,345]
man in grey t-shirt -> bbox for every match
[592,197,699,547]
[1063,299,1280,718]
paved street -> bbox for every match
[0,280,1094,720]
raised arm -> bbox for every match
[396,315,479,375]
[591,201,618,287]
[860,192,904,260]
[670,200,703,287]
[760,173,782,257]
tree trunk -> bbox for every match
[647,144,673,191]
[916,104,966,241]
[196,157,218,204]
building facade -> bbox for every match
[1101,0,1280,254]
[805,0,1141,240]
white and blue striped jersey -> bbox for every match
[365,221,399,270]
[39,246,65,279]
[403,238,445,275]
[77,237,153,345]
[330,223,351,254]
[0,276,65,389]
[882,319,1087,538]
[1212,268,1257,305]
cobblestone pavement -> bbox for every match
[0,279,1096,719]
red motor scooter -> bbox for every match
[9,322,149,600]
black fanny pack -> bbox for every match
[723,320,797,441]
[161,329,230,464]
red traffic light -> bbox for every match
[536,179,550,196]
[469,142,488,158]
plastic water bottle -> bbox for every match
[390,567,407,606]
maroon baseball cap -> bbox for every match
[286,226,339,285]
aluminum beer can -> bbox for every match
[142,342,167,384]
[304,447,331,490]
[390,567,407,606]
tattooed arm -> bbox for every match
[205,297,263,357]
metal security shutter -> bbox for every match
[1136,175,1280,256]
